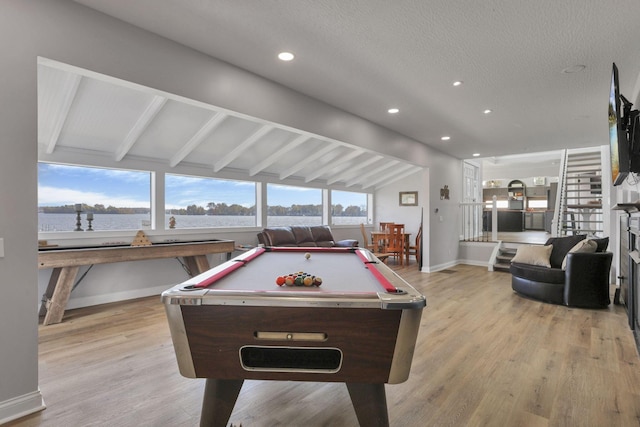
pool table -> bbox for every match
[162,246,426,427]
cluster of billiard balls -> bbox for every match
[275,272,323,287]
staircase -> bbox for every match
[556,149,604,237]
[493,244,518,272]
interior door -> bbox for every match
[463,161,479,203]
[462,161,481,239]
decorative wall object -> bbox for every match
[399,191,418,206]
[440,185,450,200]
[533,176,546,186]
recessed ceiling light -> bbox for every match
[441,136,451,141]
[484,109,492,114]
[453,81,463,87]
[388,108,399,114]
[473,153,480,157]
[278,52,295,61]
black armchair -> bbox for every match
[510,235,612,309]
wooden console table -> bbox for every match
[38,239,235,325]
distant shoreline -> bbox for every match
[38,213,367,232]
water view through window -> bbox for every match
[38,163,151,232]
[331,190,367,225]
[165,174,256,229]
[38,163,370,232]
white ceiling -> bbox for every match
[42,0,640,182]
[38,58,422,190]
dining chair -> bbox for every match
[359,223,390,263]
[359,223,376,251]
[379,222,394,232]
[407,224,422,265]
[386,223,405,266]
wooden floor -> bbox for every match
[8,263,640,427]
[497,231,551,244]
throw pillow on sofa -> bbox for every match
[511,244,553,267]
[589,237,609,252]
[561,239,597,270]
[544,235,586,268]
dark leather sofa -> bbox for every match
[257,225,358,248]
[510,235,612,308]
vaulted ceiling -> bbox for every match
[38,59,422,189]
[40,0,640,184]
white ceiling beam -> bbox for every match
[363,164,419,189]
[367,164,413,187]
[279,143,339,180]
[304,149,364,183]
[214,124,273,172]
[170,112,227,167]
[115,95,167,161]
[45,73,82,154]
[373,166,424,189]
[249,134,310,176]
[326,154,381,185]
[346,160,400,187]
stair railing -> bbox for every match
[553,149,569,237]
[459,201,489,242]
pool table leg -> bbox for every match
[199,378,244,427]
[346,382,390,427]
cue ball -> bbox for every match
[305,252,311,259]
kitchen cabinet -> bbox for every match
[524,211,545,230]
[525,186,548,197]
[483,210,524,232]
[483,188,508,201]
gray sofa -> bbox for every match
[257,225,359,248]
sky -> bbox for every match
[38,163,365,209]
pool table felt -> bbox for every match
[190,248,391,294]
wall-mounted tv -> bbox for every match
[610,63,640,186]
[629,110,640,173]
[610,63,629,186]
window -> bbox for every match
[267,184,321,226]
[165,174,256,229]
[485,200,509,209]
[527,199,548,209]
[39,163,370,233]
[38,162,151,232]
[331,190,368,225]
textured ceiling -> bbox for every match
[71,0,640,163]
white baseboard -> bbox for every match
[459,259,489,268]
[425,260,459,273]
[0,390,45,425]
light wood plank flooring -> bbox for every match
[7,264,640,426]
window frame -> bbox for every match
[38,161,373,241]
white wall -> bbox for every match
[375,154,463,272]
[0,2,42,422]
[428,152,464,270]
[375,170,427,266]
[0,1,464,422]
